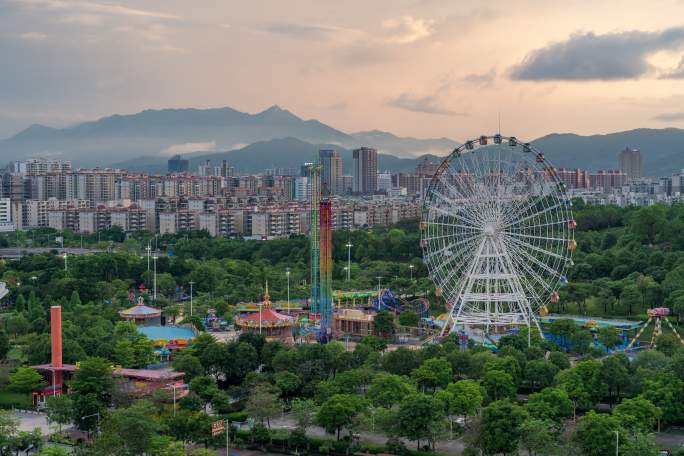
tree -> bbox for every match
[45,395,73,433]
[601,355,630,407]
[189,376,220,411]
[367,373,415,408]
[291,398,317,432]
[358,335,388,352]
[374,311,395,337]
[440,379,484,421]
[548,351,571,370]
[479,399,528,456]
[245,383,282,428]
[411,357,452,392]
[524,359,559,391]
[639,372,684,424]
[572,411,620,456]
[0,410,19,449]
[526,387,573,425]
[275,371,302,402]
[9,367,46,394]
[655,333,681,357]
[620,432,659,456]
[382,347,420,376]
[37,448,70,456]
[482,369,516,403]
[597,328,622,351]
[614,397,662,432]
[397,393,446,451]
[398,310,420,327]
[519,419,558,456]
[0,329,9,361]
[556,368,591,420]
[95,400,160,456]
[148,435,186,456]
[316,393,367,440]
[71,357,114,431]
[172,350,203,382]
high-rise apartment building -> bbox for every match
[168,155,189,173]
[319,149,342,196]
[619,147,642,179]
[352,147,377,195]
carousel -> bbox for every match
[235,282,295,343]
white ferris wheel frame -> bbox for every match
[420,135,575,338]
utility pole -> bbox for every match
[286,268,291,314]
[146,242,151,273]
[409,264,414,281]
[615,430,619,456]
[189,281,195,317]
[345,241,353,281]
[376,276,382,295]
[63,252,68,275]
[153,255,158,300]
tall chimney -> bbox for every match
[50,306,62,368]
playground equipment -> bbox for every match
[625,307,684,351]
[421,135,576,338]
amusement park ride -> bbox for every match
[421,135,576,342]
[297,134,683,351]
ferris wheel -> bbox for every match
[420,135,576,337]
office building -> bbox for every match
[319,149,342,195]
[619,147,642,179]
[167,155,189,173]
[352,147,377,195]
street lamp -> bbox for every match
[167,383,178,417]
[153,255,158,301]
[188,281,195,317]
[286,268,291,314]
[614,430,619,456]
[146,242,151,273]
[409,264,415,281]
[63,252,68,275]
[345,242,353,281]
[376,276,383,295]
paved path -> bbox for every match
[0,247,104,258]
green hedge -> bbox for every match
[0,392,33,409]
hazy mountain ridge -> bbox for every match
[113,137,443,174]
[3,105,684,175]
[0,105,453,167]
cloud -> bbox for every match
[387,92,465,116]
[381,16,434,44]
[261,22,351,41]
[161,141,217,156]
[463,67,496,86]
[510,27,684,80]
[652,112,684,122]
[20,32,48,41]
[15,0,180,21]
[661,56,684,79]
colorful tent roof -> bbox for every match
[119,297,162,319]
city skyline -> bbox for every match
[3,1,684,141]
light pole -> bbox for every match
[345,242,353,281]
[409,264,415,281]
[153,255,158,301]
[63,252,68,275]
[146,242,151,273]
[376,276,383,295]
[614,430,619,456]
[81,412,101,436]
[286,268,291,314]
[189,281,195,317]
[167,383,177,416]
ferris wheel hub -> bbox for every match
[483,223,497,236]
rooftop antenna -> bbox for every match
[498,111,501,135]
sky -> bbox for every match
[2,0,684,140]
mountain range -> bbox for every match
[2,105,684,175]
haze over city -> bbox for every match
[3,0,684,140]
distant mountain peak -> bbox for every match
[10,123,57,140]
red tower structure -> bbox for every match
[50,306,63,386]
